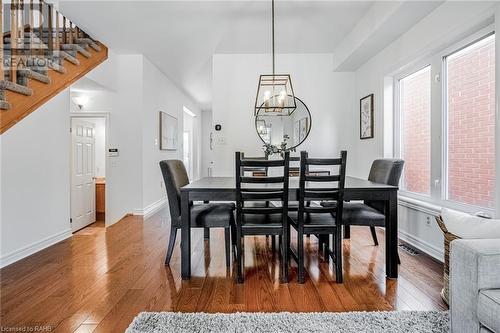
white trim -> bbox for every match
[134,197,168,219]
[398,229,444,263]
[0,229,72,268]
[399,196,441,216]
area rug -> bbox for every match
[125,311,449,333]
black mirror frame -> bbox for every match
[254,95,312,151]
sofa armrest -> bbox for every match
[450,239,500,333]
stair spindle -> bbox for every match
[29,0,34,56]
[38,0,43,57]
[68,21,73,44]
[55,11,60,51]
[63,16,67,44]
[0,0,4,81]
[18,0,26,83]
[10,0,18,84]
[47,4,53,52]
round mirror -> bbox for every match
[255,96,312,150]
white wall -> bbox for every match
[1,90,72,267]
[212,53,355,176]
[201,110,213,177]
[71,52,202,222]
[141,57,202,214]
[344,1,498,260]
[70,51,142,226]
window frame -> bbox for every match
[441,29,495,213]
[394,63,434,200]
[394,25,495,215]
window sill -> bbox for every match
[398,195,495,218]
[398,196,441,216]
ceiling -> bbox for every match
[60,1,442,110]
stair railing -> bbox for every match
[2,0,93,87]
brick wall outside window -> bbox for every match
[400,66,431,195]
[446,35,495,209]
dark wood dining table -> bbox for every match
[180,176,399,280]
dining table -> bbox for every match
[180,176,399,280]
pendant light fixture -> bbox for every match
[254,0,296,116]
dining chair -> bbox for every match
[235,151,290,283]
[289,150,347,284]
[159,160,234,267]
[321,159,404,246]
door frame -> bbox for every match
[70,112,110,227]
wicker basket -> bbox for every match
[435,215,461,305]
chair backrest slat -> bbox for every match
[305,175,340,182]
[306,158,343,166]
[240,159,285,167]
[241,191,284,200]
[241,176,284,183]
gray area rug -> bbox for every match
[126,311,449,333]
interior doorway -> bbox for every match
[183,106,196,180]
[70,116,107,232]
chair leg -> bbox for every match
[204,228,210,240]
[318,234,328,261]
[344,225,350,239]
[231,222,237,256]
[281,228,289,283]
[236,227,244,283]
[370,226,379,246]
[165,226,178,266]
[298,228,305,284]
[335,227,343,283]
[224,227,231,268]
[278,235,283,258]
[271,235,276,252]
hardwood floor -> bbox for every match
[0,209,447,332]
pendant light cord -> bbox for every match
[272,0,275,76]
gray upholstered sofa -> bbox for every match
[450,239,500,333]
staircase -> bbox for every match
[0,0,108,134]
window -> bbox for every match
[445,34,496,209]
[395,29,496,213]
[399,66,432,196]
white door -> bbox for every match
[71,119,96,232]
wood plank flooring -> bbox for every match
[0,209,447,332]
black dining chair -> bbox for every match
[289,150,347,284]
[321,159,404,246]
[235,151,290,283]
[159,160,234,267]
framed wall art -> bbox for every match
[360,94,374,139]
[159,111,178,150]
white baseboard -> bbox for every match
[134,197,167,220]
[0,229,72,268]
[398,229,444,262]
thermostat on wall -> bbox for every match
[108,148,119,157]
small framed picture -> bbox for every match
[159,111,178,150]
[360,94,374,139]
